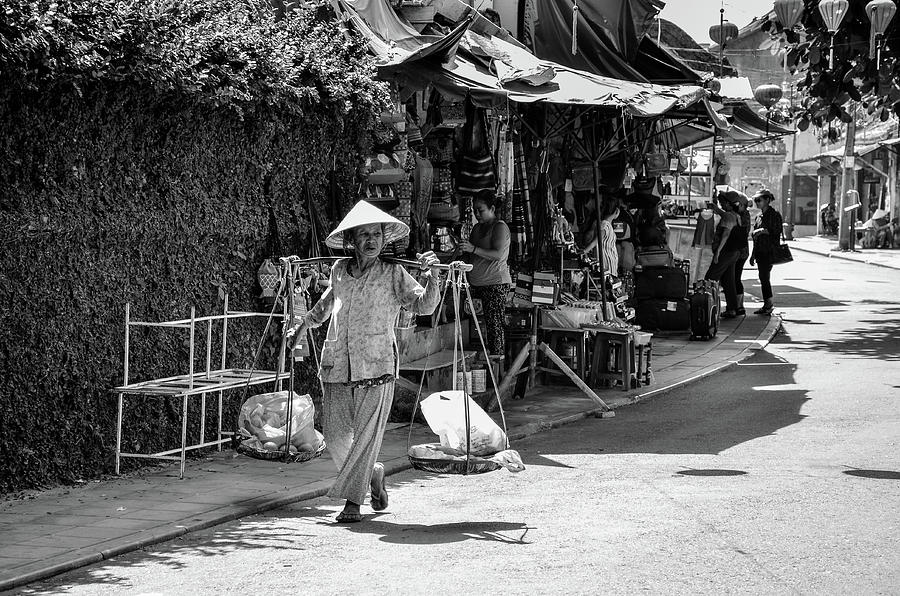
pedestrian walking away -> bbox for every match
[749,189,783,316]
[285,200,441,523]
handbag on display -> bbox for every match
[644,152,669,176]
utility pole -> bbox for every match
[784,82,797,240]
[838,116,857,251]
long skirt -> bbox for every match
[469,283,509,356]
[322,381,394,505]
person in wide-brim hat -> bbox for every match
[286,200,441,523]
[324,199,411,250]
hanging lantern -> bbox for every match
[866,0,897,67]
[754,83,784,108]
[709,20,739,45]
[818,0,850,69]
[774,0,805,30]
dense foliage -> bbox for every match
[0,0,389,493]
[765,0,900,140]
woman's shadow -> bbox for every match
[338,516,533,545]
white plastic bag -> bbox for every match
[238,391,320,452]
[420,390,506,456]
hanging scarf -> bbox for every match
[509,133,532,266]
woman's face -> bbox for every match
[352,223,384,258]
[473,200,495,223]
[755,196,771,211]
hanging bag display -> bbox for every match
[456,98,496,196]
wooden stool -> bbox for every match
[588,327,633,392]
[538,326,591,383]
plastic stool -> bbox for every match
[588,328,633,391]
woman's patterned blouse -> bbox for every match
[303,258,440,384]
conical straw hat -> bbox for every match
[325,199,410,250]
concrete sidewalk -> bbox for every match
[790,235,900,270]
[0,312,782,593]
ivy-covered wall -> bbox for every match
[0,0,388,493]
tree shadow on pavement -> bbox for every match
[774,308,900,362]
[342,519,533,545]
[18,509,335,595]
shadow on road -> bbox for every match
[677,469,747,476]
[745,284,846,308]
[342,519,533,545]
[518,348,809,458]
[843,469,900,480]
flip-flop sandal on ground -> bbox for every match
[370,463,389,512]
[335,511,364,523]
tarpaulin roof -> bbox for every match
[334,0,706,117]
[529,0,666,83]
[664,101,795,149]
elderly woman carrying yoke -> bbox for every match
[286,200,441,523]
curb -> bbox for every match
[789,242,900,270]
[0,315,783,593]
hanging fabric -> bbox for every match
[496,122,515,220]
[412,151,434,254]
[509,132,532,266]
[457,97,496,196]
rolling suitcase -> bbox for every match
[634,298,691,331]
[690,280,720,340]
[634,268,689,299]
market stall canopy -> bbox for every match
[529,0,666,82]
[333,0,706,117]
[797,143,881,164]
[714,77,754,101]
[722,103,795,143]
[665,101,794,149]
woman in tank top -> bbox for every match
[460,191,512,357]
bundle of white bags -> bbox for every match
[238,391,323,454]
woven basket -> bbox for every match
[408,456,502,475]
[408,443,502,475]
[236,440,326,463]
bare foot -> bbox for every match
[370,463,389,511]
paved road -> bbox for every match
[14,251,900,595]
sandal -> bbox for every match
[370,463,389,512]
[335,511,364,523]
